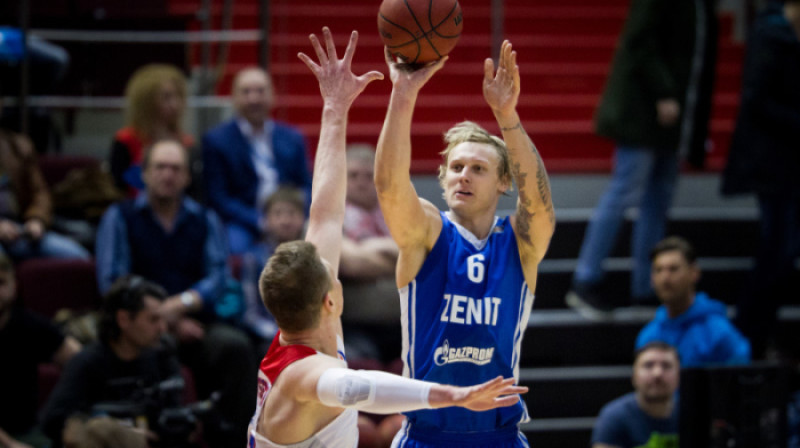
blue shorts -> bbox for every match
[390,421,529,448]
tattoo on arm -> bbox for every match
[501,122,524,133]
[533,150,555,226]
[513,162,534,245]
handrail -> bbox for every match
[30,29,262,43]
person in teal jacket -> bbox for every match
[635,236,750,367]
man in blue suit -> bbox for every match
[203,67,312,254]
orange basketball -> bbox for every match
[378,0,463,65]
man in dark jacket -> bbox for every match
[202,68,312,255]
[721,0,800,359]
[567,0,718,319]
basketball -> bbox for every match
[378,0,463,65]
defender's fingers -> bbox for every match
[309,33,327,64]
[359,70,385,84]
[493,395,521,408]
[297,52,320,74]
[322,27,338,61]
[343,30,359,66]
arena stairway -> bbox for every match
[169,0,743,173]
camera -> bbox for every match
[90,376,218,448]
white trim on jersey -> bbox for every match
[513,283,535,425]
[399,281,417,379]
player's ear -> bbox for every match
[322,292,335,311]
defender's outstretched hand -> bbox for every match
[431,376,528,412]
[298,27,384,110]
[483,40,520,116]
[384,47,447,94]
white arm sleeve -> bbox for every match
[316,368,434,414]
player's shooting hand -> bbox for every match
[384,47,447,95]
[434,376,528,411]
[298,27,383,112]
[483,40,520,117]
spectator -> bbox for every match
[567,0,719,318]
[339,144,399,362]
[41,276,181,448]
[95,139,257,447]
[202,67,312,255]
[0,116,90,261]
[110,64,195,198]
[340,143,397,277]
[240,186,306,354]
[635,236,750,367]
[592,342,680,448]
[721,0,800,359]
[0,253,81,448]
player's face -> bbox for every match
[143,141,190,201]
[120,296,167,349]
[442,142,508,215]
[265,201,305,243]
[651,250,698,307]
[0,271,16,314]
[633,348,679,403]
[346,158,377,210]
[233,70,273,126]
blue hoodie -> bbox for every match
[635,292,751,368]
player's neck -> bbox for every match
[449,209,497,240]
[280,321,339,357]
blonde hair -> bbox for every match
[124,64,187,140]
[438,121,513,190]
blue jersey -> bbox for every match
[398,212,534,437]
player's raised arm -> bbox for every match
[375,52,447,259]
[298,28,383,275]
[484,40,555,267]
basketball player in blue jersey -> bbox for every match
[375,40,556,447]
[248,28,528,448]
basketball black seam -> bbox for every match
[430,1,461,39]
[379,13,422,62]
[404,0,441,61]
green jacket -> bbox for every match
[596,0,715,158]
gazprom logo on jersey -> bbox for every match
[433,339,495,366]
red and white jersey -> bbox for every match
[247,332,358,448]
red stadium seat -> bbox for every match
[15,258,102,319]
